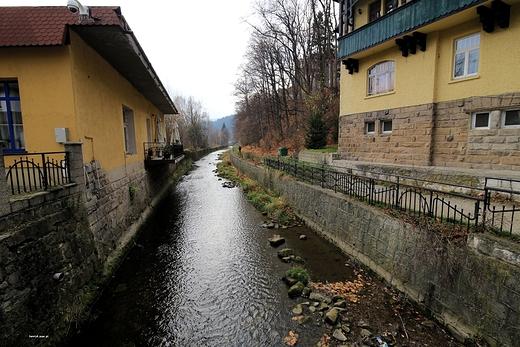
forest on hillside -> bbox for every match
[233,0,339,153]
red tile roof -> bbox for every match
[0,6,125,47]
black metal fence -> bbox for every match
[4,152,71,195]
[483,177,520,235]
[265,157,520,235]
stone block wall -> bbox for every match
[433,93,520,171]
[338,93,520,172]
[338,104,434,166]
[0,143,186,346]
[232,154,520,347]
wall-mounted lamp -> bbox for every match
[342,59,359,75]
[357,8,362,15]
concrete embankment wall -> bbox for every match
[231,153,520,347]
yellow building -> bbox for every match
[336,0,520,171]
[0,5,177,183]
[0,6,187,344]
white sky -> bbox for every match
[1,0,256,119]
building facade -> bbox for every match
[0,6,184,345]
[336,0,520,172]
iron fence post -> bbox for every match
[428,190,434,218]
[65,151,71,184]
[41,153,49,190]
[474,200,481,232]
[395,176,400,209]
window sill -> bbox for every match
[449,75,480,84]
[365,90,395,99]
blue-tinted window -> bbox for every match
[0,82,25,152]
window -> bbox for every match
[453,33,480,79]
[368,61,395,96]
[472,112,490,129]
[366,122,375,134]
[503,110,520,128]
[382,120,393,133]
[123,106,136,154]
[0,81,25,152]
[385,0,397,13]
[146,118,152,143]
[369,1,381,22]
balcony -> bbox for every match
[144,142,184,168]
[338,0,486,59]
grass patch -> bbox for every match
[285,267,310,285]
[217,151,296,224]
[304,145,338,153]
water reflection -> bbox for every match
[67,151,354,347]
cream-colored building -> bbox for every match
[0,6,177,180]
[336,0,520,171]
[0,7,186,344]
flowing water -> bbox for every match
[67,150,354,347]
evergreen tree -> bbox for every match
[304,111,327,149]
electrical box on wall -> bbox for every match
[54,128,69,143]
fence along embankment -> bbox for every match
[231,152,520,347]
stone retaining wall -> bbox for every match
[298,151,336,165]
[231,153,520,347]
[0,144,190,347]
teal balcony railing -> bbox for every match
[338,0,486,59]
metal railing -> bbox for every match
[483,177,520,235]
[4,152,71,195]
[265,157,519,235]
[144,142,184,161]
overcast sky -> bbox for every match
[1,0,256,119]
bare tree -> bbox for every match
[173,95,210,150]
[234,0,339,151]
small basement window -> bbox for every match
[366,122,375,134]
[382,120,392,133]
[472,112,490,129]
[503,110,520,128]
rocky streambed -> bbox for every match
[262,221,467,347]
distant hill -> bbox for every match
[211,115,234,139]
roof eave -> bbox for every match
[69,24,178,114]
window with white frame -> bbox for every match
[366,121,375,134]
[382,120,393,133]
[503,110,520,128]
[472,112,490,129]
[367,61,395,96]
[123,106,137,154]
[453,33,480,79]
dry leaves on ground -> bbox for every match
[317,333,331,347]
[310,274,367,303]
[283,331,298,346]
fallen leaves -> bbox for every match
[310,274,366,303]
[317,333,330,347]
[283,331,298,346]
